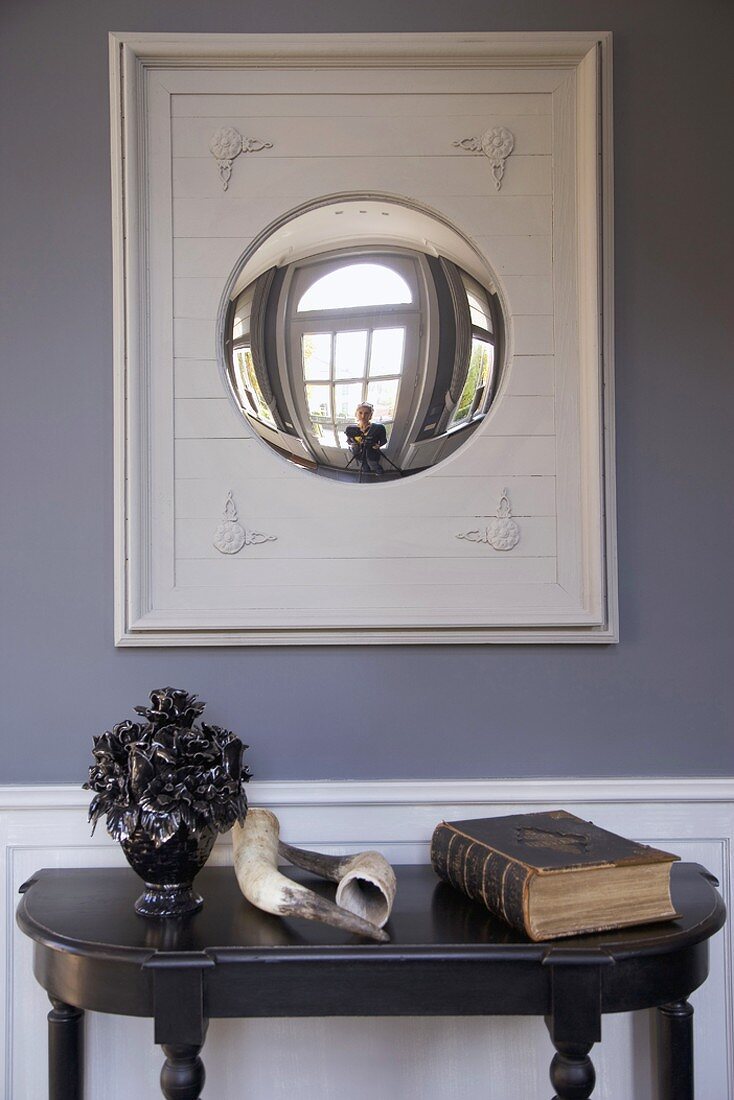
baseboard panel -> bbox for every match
[2,779,732,1099]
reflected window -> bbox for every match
[297,263,412,312]
[300,327,407,447]
[448,274,496,430]
[290,255,418,458]
[448,339,494,429]
[233,347,276,427]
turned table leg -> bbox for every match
[148,955,210,1099]
[160,1042,206,1100]
[544,956,605,1099]
[48,998,84,1100]
[657,999,694,1100]
[550,1040,596,1099]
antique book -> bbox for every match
[430,810,679,941]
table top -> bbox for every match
[18,861,724,961]
[17,862,725,1021]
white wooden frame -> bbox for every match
[111,32,617,645]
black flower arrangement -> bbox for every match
[84,688,251,917]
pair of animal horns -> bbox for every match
[232,808,396,943]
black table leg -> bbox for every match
[549,1040,596,1099]
[48,998,84,1100]
[544,955,606,1099]
[149,956,210,1099]
[160,1042,205,1100]
[657,999,694,1100]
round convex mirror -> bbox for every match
[220,197,505,482]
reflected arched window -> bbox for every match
[291,257,420,454]
[297,263,413,312]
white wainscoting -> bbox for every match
[2,779,732,1099]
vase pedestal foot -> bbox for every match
[134,882,203,919]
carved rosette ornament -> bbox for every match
[213,491,276,554]
[209,127,273,191]
[487,488,521,550]
[456,488,521,551]
[453,126,515,190]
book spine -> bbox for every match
[430,823,532,934]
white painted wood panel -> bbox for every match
[171,113,552,158]
[174,515,557,560]
[472,235,551,276]
[155,583,576,618]
[2,780,731,1100]
[174,474,557,518]
[159,66,571,95]
[171,92,554,118]
[172,154,552,201]
[173,279,225,320]
[502,275,553,315]
[512,315,555,355]
[175,397,248,438]
[503,356,554,395]
[174,236,254,278]
[174,358,223,398]
[175,555,557,588]
[483,395,554,435]
[174,316,221,360]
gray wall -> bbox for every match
[1,0,732,784]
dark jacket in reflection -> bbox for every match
[344,423,387,472]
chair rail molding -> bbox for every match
[2,777,732,1098]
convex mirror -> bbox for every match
[221,197,505,482]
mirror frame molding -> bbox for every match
[110,31,617,646]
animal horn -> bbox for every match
[232,808,389,943]
[279,841,396,929]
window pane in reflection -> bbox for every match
[369,328,405,377]
[449,339,494,427]
[306,384,332,419]
[302,333,332,380]
[467,292,491,331]
[233,347,276,427]
[297,263,412,311]
[334,330,368,379]
[334,382,364,420]
[366,378,400,421]
[313,425,337,448]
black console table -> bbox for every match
[17,862,725,1100]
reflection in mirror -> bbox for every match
[222,198,505,481]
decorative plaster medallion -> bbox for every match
[213,491,277,554]
[456,488,521,551]
[452,126,515,190]
[209,127,274,191]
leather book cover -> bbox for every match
[440,810,679,873]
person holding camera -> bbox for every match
[344,402,387,476]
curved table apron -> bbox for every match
[17,862,726,1100]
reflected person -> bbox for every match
[344,403,387,476]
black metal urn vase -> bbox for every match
[84,688,251,919]
[120,822,218,917]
